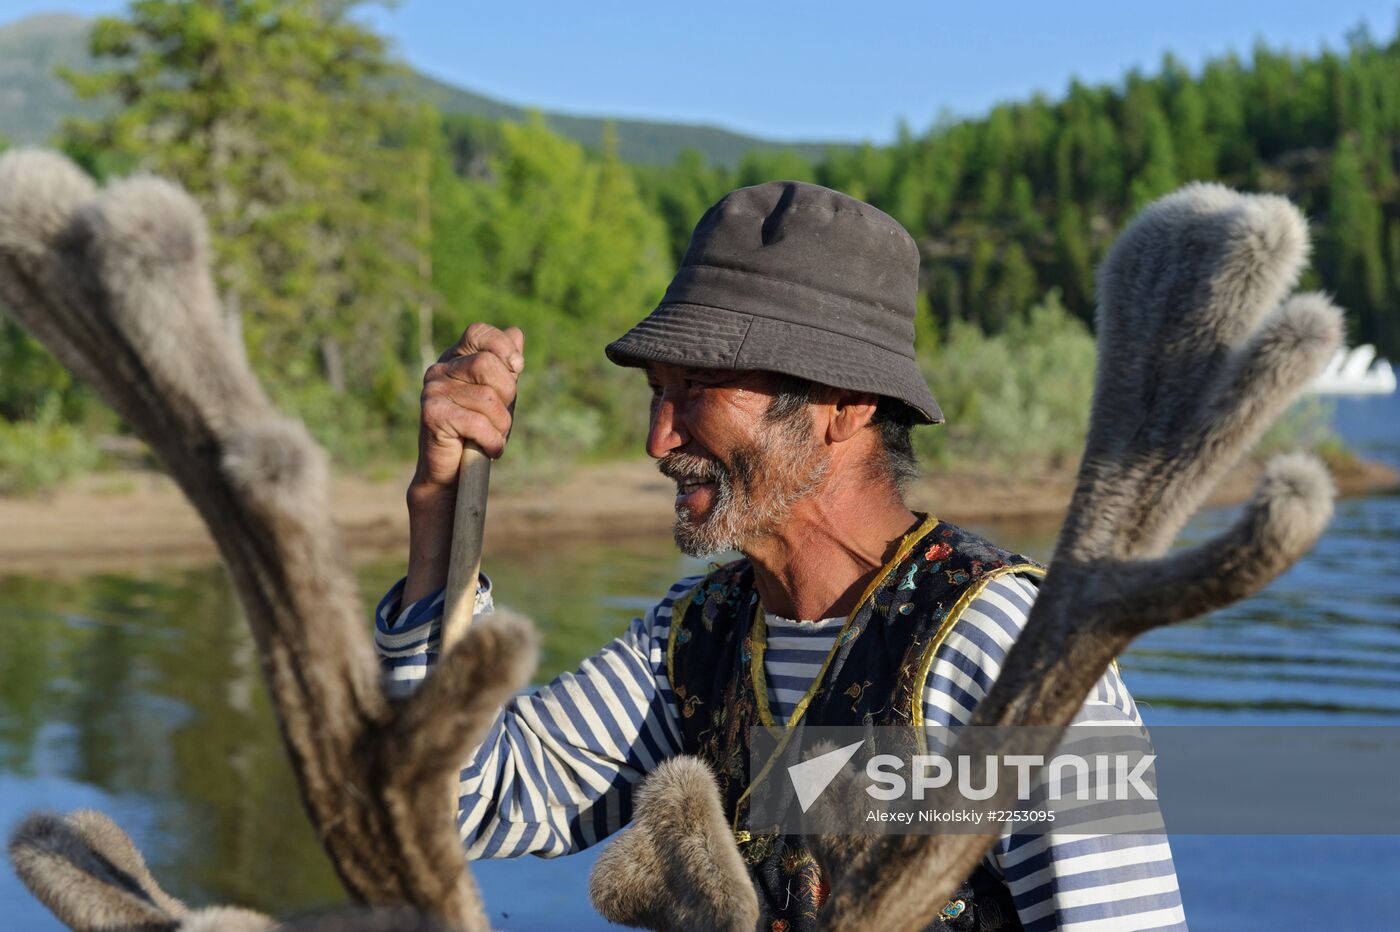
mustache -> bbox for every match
[658,451,727,485]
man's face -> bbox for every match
[645,363,828,557]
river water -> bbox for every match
[1,393,1396,930]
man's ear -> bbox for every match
[826,391,880,443]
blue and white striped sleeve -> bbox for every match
[373,573,701,858]
[374,573,494,697]
[923,573,1188,931]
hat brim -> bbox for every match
[606,302,944,425]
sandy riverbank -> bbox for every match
[0,455,1394,575]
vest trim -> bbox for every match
[909,563,1046,738]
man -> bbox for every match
[376,182,1186,930]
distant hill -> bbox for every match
[0,14,106,145]
[0,13,847,166]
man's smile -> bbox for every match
[659,451,729,516]
[674,479,718,510]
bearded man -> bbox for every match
[376,182,1186,931]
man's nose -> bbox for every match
[646,392,687,459]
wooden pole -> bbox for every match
[441,443,491,653]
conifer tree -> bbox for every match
[61,0,428,428]
[1322,136,1387,343]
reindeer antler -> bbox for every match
[0,149,538,930]
[820,184,1342,930]
[589,756,760,932]
[9,810,465,931]
[9,810,195,930]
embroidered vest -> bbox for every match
[666,515,1043,932]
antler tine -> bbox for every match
[0,150,105,392]
[74,173,273,432]
[377,609,538,912]
[589,756,759,932]
[1062,184,1312,561]
[0,150,96,256]
[1185,291,1342,471]
[387,610,538,792]
[8,811,188,931]
[1094,185,1307,361]
[1108,451,1335,636]
[63,810,190,920]
[0,150,539,930]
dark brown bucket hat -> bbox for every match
[605,180,944,424]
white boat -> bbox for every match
[1307,344,1397,395]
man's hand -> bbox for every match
[404,323,524,605]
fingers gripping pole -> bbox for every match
[442,444,491,653]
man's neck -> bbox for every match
[743,479,919,621]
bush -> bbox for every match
[272,381,419,471]
[0,400,101,496]
[1253,395,1343,462]
[915,290,1096,473]
[913,291,1347,476]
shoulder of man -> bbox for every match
[944,570,1043,681]
[922,571,1040,726]
[634,570,712,642]
[933,571,1142,724]
[632,560,760,675]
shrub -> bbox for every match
[914,291,1346,476]
[915,289,1096,473]
[0,400,101,496]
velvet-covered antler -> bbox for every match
[0,149,538,930]
[819,184,1342,929]
[589,757,760,931]
[8,810,463,931]
[10,810,200,930]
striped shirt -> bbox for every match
[376,572,1187,931]
[763,613,847,722]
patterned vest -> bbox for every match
[666,515,1043,932]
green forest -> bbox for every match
[1,0,1392,493]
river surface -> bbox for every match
[1,393,1397,930]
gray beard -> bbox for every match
[671,425,829,558]
[672,472,741,558]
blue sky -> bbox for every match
[8,1,1400,141]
